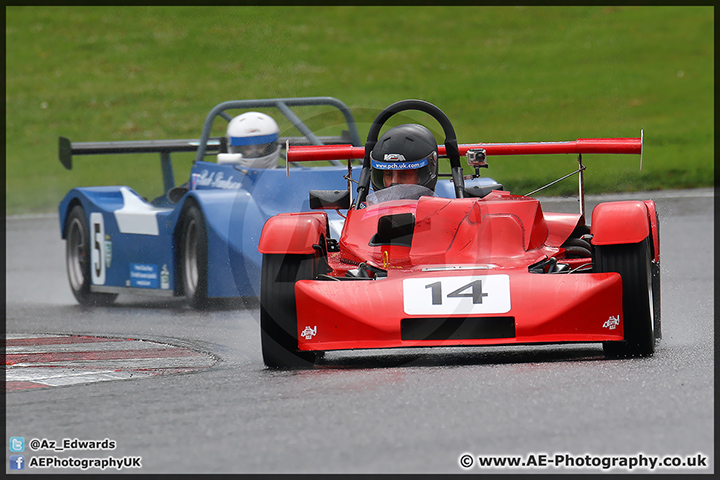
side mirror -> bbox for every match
[370,213,415,247]
[309,190,351,210]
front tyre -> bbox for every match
[179,204,210,309]
[64,205,117,306]
[597,237,656,357]
[260,253,321,369]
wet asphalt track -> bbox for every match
[4,189,714,474]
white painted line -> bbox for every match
[6,340,177,354]
[5,333,68,340]
[11,357,216,369]
[6,367,153,386]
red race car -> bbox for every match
[258,99,660,368]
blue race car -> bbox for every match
[58,97,501,308]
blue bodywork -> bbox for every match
[59,161,366,298]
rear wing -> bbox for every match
[58,96,362,195]
[285,136,643,162]
[58,137,222,171]
[287,133,643,217]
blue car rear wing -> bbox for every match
[58,96,363,197]
[59,136,222,196]
[58,136,225,169]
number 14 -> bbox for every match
[425,280,489,305]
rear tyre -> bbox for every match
[260,253,321,369]
[179,204,210,309]
[596,237,656,357]
[65,205,117,306]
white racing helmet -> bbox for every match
[220,112,280,168]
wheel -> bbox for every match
[64,205,117,306]
[596,237,657,357]
[179,204,209,309]
[260,253,322,368]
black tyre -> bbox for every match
[179,204,210,309]
[64,205,117,306]
[596,237,657,357]
[260,253,321,368]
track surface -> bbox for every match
[5,189,714,474]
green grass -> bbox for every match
[6,6,714,215]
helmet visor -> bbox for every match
[228,132,278,158]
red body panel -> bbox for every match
[590,201,651,247]
[544,212,583,247]
[338,200,416,268]
[294,268,624,351]
[338,192,566,270]
[259,211,328,254]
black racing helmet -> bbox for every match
[370,124,439,191]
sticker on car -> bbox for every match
[130,264,159,288]
[89,212,106,285]
[402,275,511,315]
